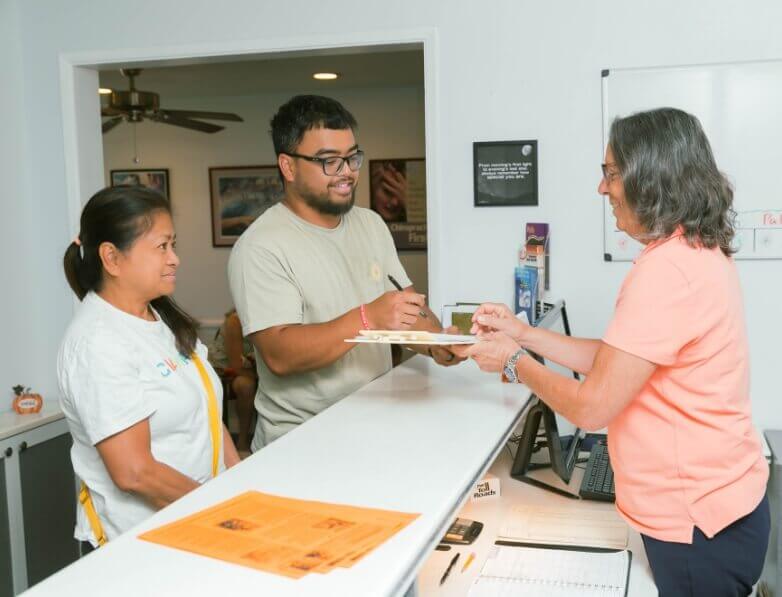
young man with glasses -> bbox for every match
[228,95,463,451]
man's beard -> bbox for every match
[300,185,356,216]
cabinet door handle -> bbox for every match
[18,441,28,452]
[3,447,11,458]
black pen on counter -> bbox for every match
[387,274,428,319]
[439,552,460,585]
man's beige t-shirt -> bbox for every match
[228,203,411,450]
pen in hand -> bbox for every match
[387,274,428,319]
[440,552,460,585]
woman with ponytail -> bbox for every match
[58,185,239,551]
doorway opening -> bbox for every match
[95,48,428,325]
[61,38,439,446]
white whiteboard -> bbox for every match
[601,61,782,261]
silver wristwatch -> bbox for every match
[503,348,527,383]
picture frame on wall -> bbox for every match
[209,165,285,247]
[110,168,170,201]
[473,140,538,207]
[369,158,427,250]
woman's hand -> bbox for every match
[470,303,531,344]
[451,331,521,374]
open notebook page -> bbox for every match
[468,544,630,597]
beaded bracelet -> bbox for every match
[359,304,371,330]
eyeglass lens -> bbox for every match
[323,152,364,175]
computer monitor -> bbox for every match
[510,301,584,496]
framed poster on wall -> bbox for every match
[209,165,284,247]
[473,140,538,207]
[110,168,170,201]
[369,158,427,250]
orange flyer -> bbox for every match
[138,491,419,579]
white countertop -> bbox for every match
[23,356,532,597]
[0,402,64,441]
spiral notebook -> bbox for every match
[497,503,629,550]
[468,544,631,597]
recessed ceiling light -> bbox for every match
[313,72,339,81]
[99,88,113,95]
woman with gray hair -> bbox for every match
[454,108,769,595]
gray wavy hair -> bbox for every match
[609,107,736,256]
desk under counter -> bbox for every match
[23,356,533,597]
[417,430,658,596]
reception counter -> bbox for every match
[24,356,532,597]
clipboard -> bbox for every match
[345,330,477,345]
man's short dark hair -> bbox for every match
[270,95,358,156]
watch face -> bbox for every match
[503,365,515,382]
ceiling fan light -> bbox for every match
[98,87,113,95]
[313,72,339,81]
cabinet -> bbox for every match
[0,460,12,597]
[0,414,78,595]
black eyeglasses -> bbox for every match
[285,150,365,176]
[601,162,621,183]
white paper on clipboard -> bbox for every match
[345,330,478,345]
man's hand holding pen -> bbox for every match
[381,274,466,367]
[387,274,428,319]
[363,289,427,330]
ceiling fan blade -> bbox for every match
[159,109,243,122]
[150,112,224,133]
[102,117,123,133]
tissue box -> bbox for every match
[471,473,501,502]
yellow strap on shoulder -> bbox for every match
[192,352,221,478]
[79,481,108,547]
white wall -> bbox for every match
[102,86,427,321]
[7,0,782,427]
[0,0,40,410]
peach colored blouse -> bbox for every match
[603,230,767,543]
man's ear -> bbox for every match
[98,242,122,278]
[278,153,296,184]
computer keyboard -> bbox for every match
[579,442,615,502]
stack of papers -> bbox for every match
[139,491,419,579]
[498,503,629,550]
[346,330,478,345]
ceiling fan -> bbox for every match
[101,68,243,134]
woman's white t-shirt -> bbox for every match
[57,292,224,545]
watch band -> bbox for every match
[504,348,527,383]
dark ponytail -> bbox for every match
[64,241,88,300]
[63,185,198,355]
